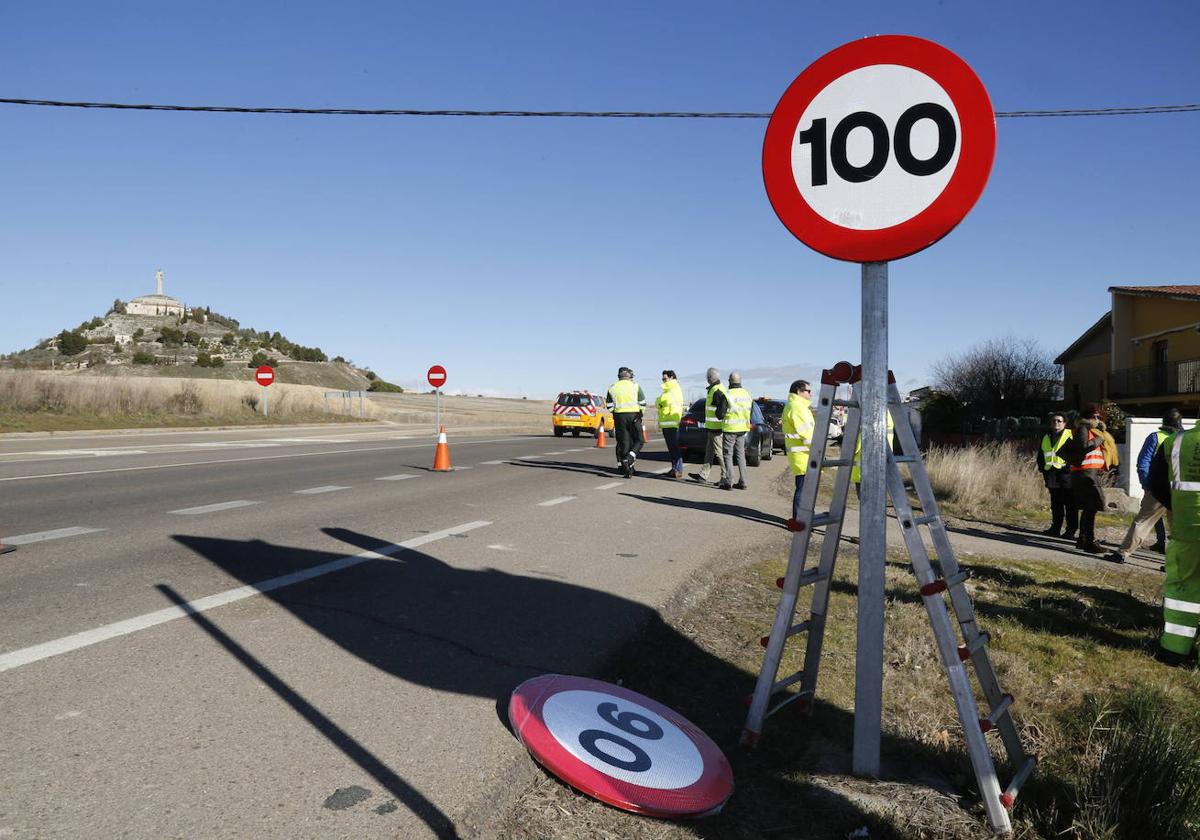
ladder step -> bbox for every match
[822,457,852,467]
[979,693,1015,733]
[919,569,971,596]
[911,513,939,526]
[957,631,990,660]
[810,512,837,528]
[893,454,918,464]
[775,569,830,590]
[759,620,810,648]
[833,399,858,408]
[765,689,814,719]
[999,756,1038,808]
[772,670,805,693]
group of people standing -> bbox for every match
[1040,405,1200,667]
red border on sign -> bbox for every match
[509,674,733,818]
[427,365,447,388]
[255,365,274,386]
[762,35,995,263]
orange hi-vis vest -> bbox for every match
[1071,430,1106,472]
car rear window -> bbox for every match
[557,393,591,407]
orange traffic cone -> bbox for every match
[595,423,608,448]
[642,422,649,444]
[432,426,453,471]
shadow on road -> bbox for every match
[619,493,789,528]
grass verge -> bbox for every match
[498,543,1199,839]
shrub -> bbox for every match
[221,332,236,346]
[132,351,156,365]
[56,330,88,356]
[184,330,201,346]
[166,381,203,414]
[923,442,1045,515]
[209,355,224,368]
[367,379,403,393]
[194,351,213,368]
[159,327,184,347]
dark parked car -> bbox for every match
[756,397,786,452]
[677,398,773,467]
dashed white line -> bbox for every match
[518,455,543,460]
[375,474,417,481]
[0,520,493,674]
[294,486,350,495]
[543,451,569,455]
[594,482,623,490]
[537,496,576,507]
[1,526,106,546]
[479,460,507,465]
[168,500,260,515]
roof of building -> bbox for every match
[1055,311,1111,365]
[1109,284,1200,302]
[130,294,182,304]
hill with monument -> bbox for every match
[0,269,401,392]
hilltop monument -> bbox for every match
[126,269,183,317]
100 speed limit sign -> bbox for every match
[763,35,995,263]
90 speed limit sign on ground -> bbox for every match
[509,674,733,818]
[763,35,995,263]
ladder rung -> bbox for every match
[775,569,829,590]
[833,399,858,408]
[765,689,814,719]
[911,513,938,526]
[810,512,837,528]
[772,670,805,693]
[822,457,852,467]
[919,569,971,596]
[758,620,809,648]
[893,454,918,464]
[979,693,1015,733]
[999,756,1038,808]
[957,631,990,660]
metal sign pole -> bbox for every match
[437,388,441,432]
[263,386,269,419]
[854,260,888,777]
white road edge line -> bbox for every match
[1,526,106,546]
[375,474,417,481]
[168,500,261,515]
[594,482,623,490]
[0,520,492,674]
[479,460,506,465]
[293,486,350,495]
[537,496,576,507]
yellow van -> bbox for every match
[551,390,614,437]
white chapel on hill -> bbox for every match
[126,269,184,317]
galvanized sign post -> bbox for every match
[427,365,447,431]
[762,35,995,775]
[255,364,275,418]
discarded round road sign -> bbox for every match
[762,35,995,263]
[508,674,733,818]
[427,365,447,388]
[254,365,275,387]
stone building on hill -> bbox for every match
[126,269,184,317]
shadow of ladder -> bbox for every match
[741,364,1037,835]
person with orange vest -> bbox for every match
[1063,410,1108,554]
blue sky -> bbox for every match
[1,2,1197,399]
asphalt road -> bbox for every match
[0,424,792,839]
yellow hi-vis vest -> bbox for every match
[608,379,641,413]
[1167,428,1200,543]
[851,411,895,484]
[656,380,684,429]
[704,384,729,431]
[783,393,815,476]
[1041,429,1072,470]
[724,387,752,433]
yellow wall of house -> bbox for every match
[1118,296,1200,367]
[1063,351,1110,409]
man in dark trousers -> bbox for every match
[691,367,730,486]
[605,367,646,478]
[1037,412,1077,540]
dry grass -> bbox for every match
[0,369,385,431]
[497,541,1200,839]
[923,443,1046,518]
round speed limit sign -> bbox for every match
[509,674,733,818]
[763,35,995,263]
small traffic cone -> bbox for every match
[595,423,608,448]
[642,423,649,444]
[432,426,453,471]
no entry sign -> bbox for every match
[509,674,733,818]
[427,365,446,389]
[762,35,995,263]
[254,365,275,387]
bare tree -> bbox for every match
[933,337,1061,418]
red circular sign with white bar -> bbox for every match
[762,35,995,263]
[427,365,447,388]
[509,674,733,818]
[254,365,275,387]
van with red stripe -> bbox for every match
[552,391,614,438]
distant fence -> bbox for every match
[324,390,367,417]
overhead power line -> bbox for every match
[0,97,1198,120]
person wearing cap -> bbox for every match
[656,370,685,479]
[1146,417,1200,667]
[1061,406,1107,554]
[605,367,646,478]
[1036,412,1077,541]
[691,367,730,486]
[783,380,815,531]
[720,372,753,490]
[1109,408,1183,564]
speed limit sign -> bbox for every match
[762,35,995,263]
[509,674,733,818]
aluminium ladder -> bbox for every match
[741,363,1036,834]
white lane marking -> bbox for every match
[186,442,281,449]
[487,544,517,551]
[294,486,350,495]
[0,521,492,674]
[1,526,106,546]
[537,496,576,507]
[375,474,417,481]
[594,482,623,490]
[479,460,506,465]
[518,455,543,460]
[0,435,542,483]
[265,438,344,444]
[543,451,569,455]
[650,466,673,475]
[451,466,472,471]
[18,449,149,458]
[168,500,260,515]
